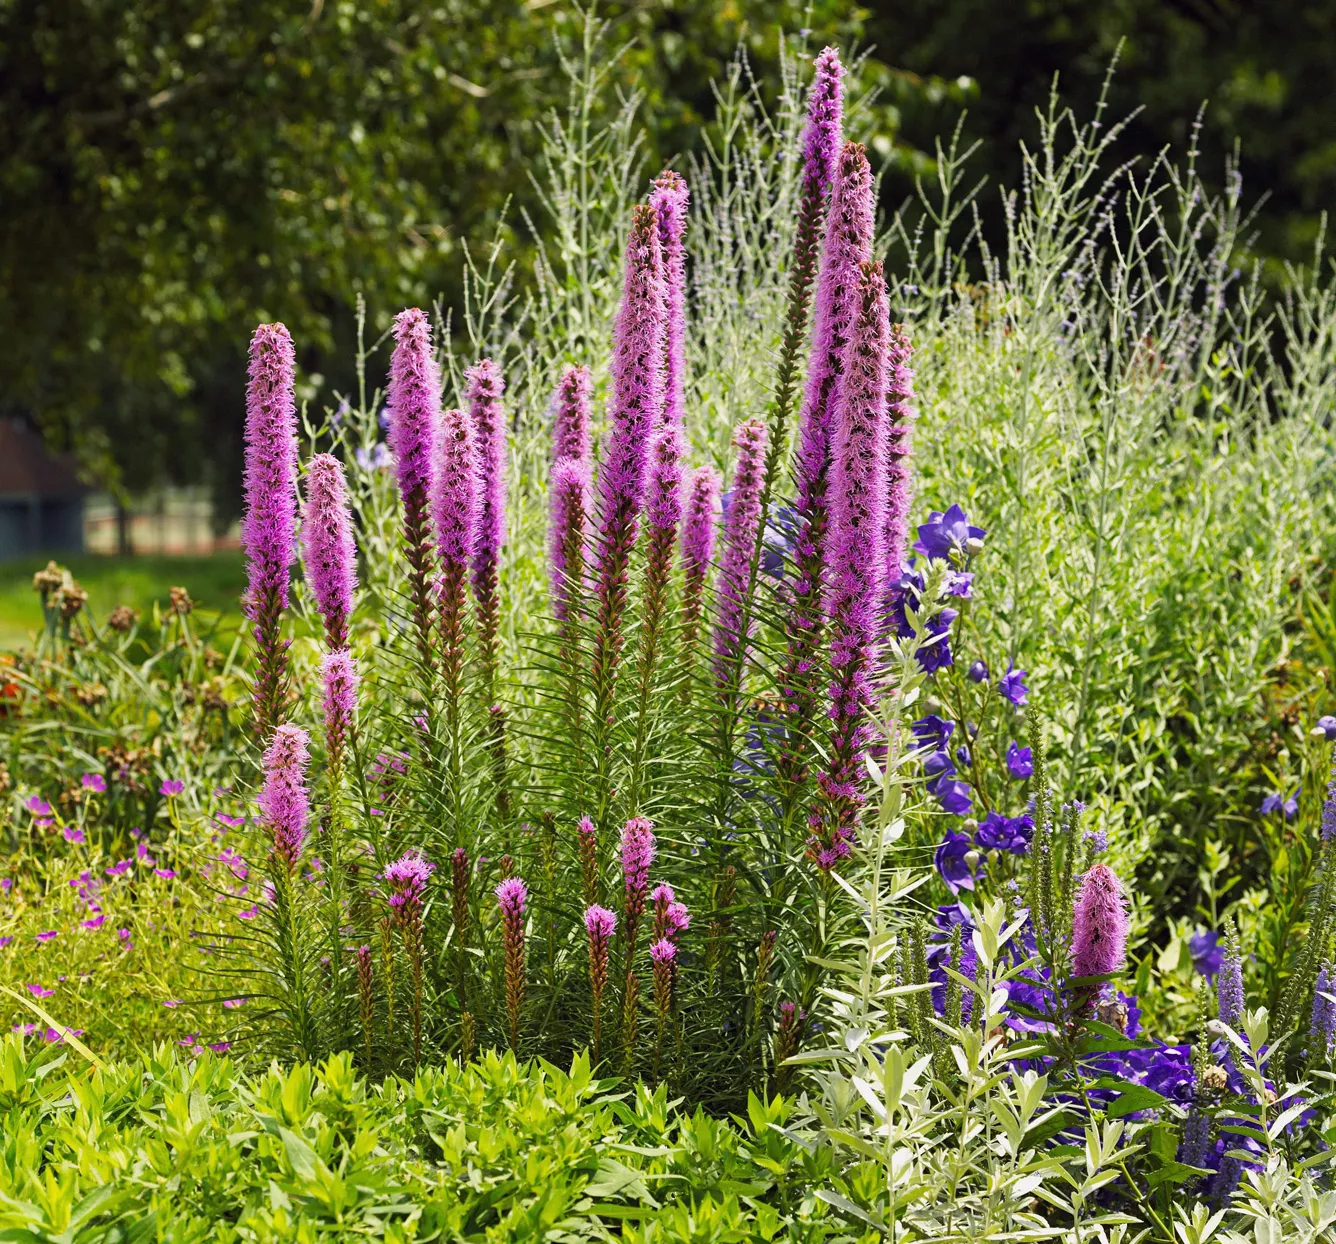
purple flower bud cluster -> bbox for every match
[1070,863,1129,983]
[882,323,917,595]
[549,457,592,622]
[433,405,477,573]
[465,359,507,615]
[801,48,843,203]
[388,309,440,519]
[302,453,357,650]
[551,365,592,464]
[646,171,690,536]
[712,420,769,686]
[321,649,358,769]
[259,724,310,871]
[384,851,435,924]
[679,467,720,652]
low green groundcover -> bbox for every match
[0,1035,858,1242]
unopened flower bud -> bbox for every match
[963,535,985,556]
[964,849,980,870]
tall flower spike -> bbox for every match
[551,364,592,464]
[388,308,441,671]
[1310,962,1336,1063]
[590,205,666,793]
[242,322,299,742]
[302,453,357,650]
[259,724,310,872]
[1218,920,1244,1029]
[385,850,436,1068]
[679,466,721,662]
[549,457,591,622]
[585,904,617,1064]
[811,261,890,866]
[620,816,657,960]
[1070,863,1129,1012]
[321,649,358,779]
[496,876,528,1052]
[578,815,599,906]
[882,323,917,597]
[779,141,875,791]
[434,404,477,778]
[713,420,770,690]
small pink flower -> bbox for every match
[63,827,85,845]
[209,1041,231,1054]
[159,779,184,797]
[24,795,52,816]
[27,983,54,997]
[154,868,176,880]
[35,931,57,943]
[82,915,106,931]
[162,999,182,1009]
[81,773,106,793]
[222,998,246,1009]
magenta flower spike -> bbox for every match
[258,724,310,872]
[549,456,592,622]
[620,816,657,958]
[803,49,844,204]
[1070,863,1130,1001]
[712,419,770,689]
[433,404,477,721]
[496,875,528,1051]
[388,308,441,668]
[465,358,507,642]
[302,453,357,651]
[585,904,617,1064]
[812,261,891,863]
[551,364,593,464]
[385,852,435,925]
[321,649,359,776]
[882,323,917,599]
[590,205,666,744]
[679,466,721,657]
[242,322,299,742]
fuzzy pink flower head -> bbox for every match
[321,648,359,735]
[882,323,917,592]
[549,455,591,619]
[650,168,689,443]
[664,901,691,938]
[433,404,478,570]
[388,308,440,508]
[649,938,677,966]
[495,876,528,921]
[302,453,357,643]
[645,420,684,533]
[597,204,666,547]
[578,814,596,838]
[681,466,721,581]
[650,883,676,907]
[242,323,299,615]
[384,851,435,920]
[551,365,592,464]
[803,49,844,196]
[713,419,770,681]
[585,904,617,942]
[1070,863,1130,981]
[465,359,507,594]
[620,817,657,897]
[258,724,310,869]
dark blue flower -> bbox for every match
[915,505,986,562]
[1188,930,1224,981]
[924,749,957,793]
[1259,792,1282,815]
[975,811,1034,854]
[935,829,981,893]
[1283,787,1299,820]
[946,572,974,598]
[935,779,973,817]
[911,715,955,751]
[1006,742,1033,779]
[1315,715,1336,741]
[1260,786,1299,820]
[967,660,989,683]
[998,662,1028,706]
[956,744,972,767]
[916,609,958,673]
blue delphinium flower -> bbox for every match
[1189,930,1225,981]
[915,505,986,561]
[998,662,1028,706]
[975,810,1034,854]
[1006,741,1033,779]
[935,829,981,893]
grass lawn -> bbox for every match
[0,552,246,651]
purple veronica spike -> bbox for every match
[803,49,844,204]
[1322,751,1336,842]
[551,365,592,464]
[1310,963,1336,1061]
[321,649,358,772]
[713,420,770,687]
[465,359,507,609]
[1218,925,1244,1029]
[549,456,591,622]
[433,405,477,573]
[388,309,441,663]
[882,323,917,593]
[302,453,357,651]
[243,323,299,739]
[812,262,890,861]
[259,724,310,871]
[1070,863,1129,981]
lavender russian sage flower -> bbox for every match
[713,420,770,689]
[321,649,358,777]
[243,323,299,741]
[780,141,874,788]
[549,456,591,622]
[882,323,917,591]
[1070,863,1129,1008]
[811,261,890,866]
[550,364,592,464]
[679,466,721,655]
[302,453,357,650]
[388,308,441,667]
[590,205,666,745]
[259,724,310,872]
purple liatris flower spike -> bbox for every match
[620,816,656,955]
[549,456,591,622]
[550,364,592,464]
[585,903,616,1062]
[812,261,890,863]
[384,851,435,923]
[388,308,441,665]
[680,466,720,654]
[577,815,599,906]
[432,405,477,576]
[712,419,770,688]
[243,322,299,741]
[259,724,310,871]
[882,323,917,594]
[590,205,666,734]
[321,649,358,775]
[802,48,844,203]
[465,359,506,639]
[647,170,689,538]
[650,938,676,1014]
[1070,863,1129,1003]
[302,453,357,650]
[496,876,527,1050]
